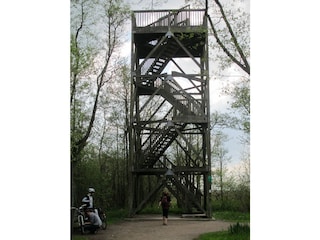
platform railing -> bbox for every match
[132,9,206,28]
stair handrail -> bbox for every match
[140,106,174,150]
[163,77,203,116]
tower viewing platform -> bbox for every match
[132,7,207,58]
[132,7,207,32]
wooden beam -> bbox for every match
[133,167,210,175]
[132,177,164,215]
[171,34,202,69]
[136,34,168,73]
[171,174,206,213]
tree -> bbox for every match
[236,149,250,211]
[185,0,250,135]
[70,0,130,206]
[184,0,249,73]
[106,62,131,207]
[207,0,250,136]
[225,76,250,141]
[205,0,250,74]
[133,0,168,9]
[71,0,130,163]
[211,132,234,209]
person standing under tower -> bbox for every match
[159,190,171,225]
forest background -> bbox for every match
[1,1,320,240]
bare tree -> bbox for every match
[211,132,233,208]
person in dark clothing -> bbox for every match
[159,191,171,225]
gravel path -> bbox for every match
[84,215,233,240]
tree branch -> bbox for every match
[214,0,250,74]
[206,0,250,75]
[71,0,85,105]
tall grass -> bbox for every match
[195,223,250,240]
[228,222,250,234]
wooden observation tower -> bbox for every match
[129,5,211,217]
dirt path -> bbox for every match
[84,215,233,240]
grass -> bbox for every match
[195,230,249,240]
[139,204,183,215]
[195,222,250,240]
[107,208,129,224]
[71,236,88,240]
[213,211,250,222]
[194,212,250,240]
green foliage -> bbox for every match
[211,182,250,212]
[195,222,250,240]
[139,206,162,214]
[195,231,227,240]
[72,147,129,210]
[138,203,183,215]
[196,230,249,240]
[71,236,88,240]
[70,35,94,76]
[70,0,132,205]
[107,209,129,224]
[212,211,250,222]
[225,77,250,136]
[228,222,250,235]
[207,0,250,73]
[210,111,250,212]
